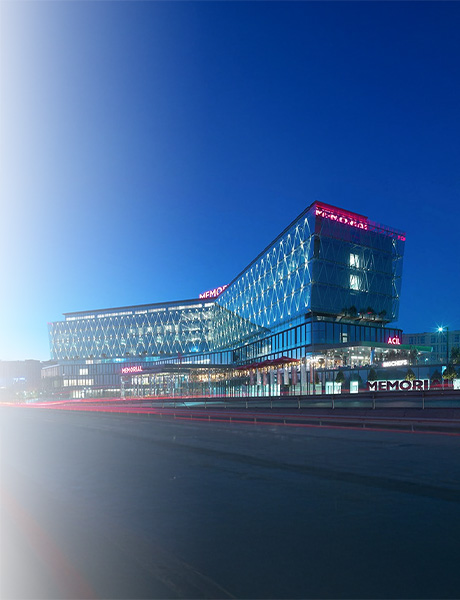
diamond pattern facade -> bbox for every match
[48,202,405,369]
[211,202,405,350]
[49,300,214,361]
[211,211,315,351]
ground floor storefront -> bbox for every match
[122,346,451,400]
[43,341,445,400]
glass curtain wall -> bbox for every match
[49,300,215,361]
[211,208,316,350]
[211,202,405,352]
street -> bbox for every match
[2,406,460,599]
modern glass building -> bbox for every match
[43,201,421,399]
[211,201,405,351]
[49,298,215,361]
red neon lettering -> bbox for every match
[121,366,143,374]
[387,336,401,345]
[315,206,368,231]
[314,203,405,240]
[199,285,228,300]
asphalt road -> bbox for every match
[2,406,460,599]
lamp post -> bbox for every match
[437,326,449,364]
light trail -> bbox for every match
[13,401,460,437]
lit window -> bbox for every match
[350,274,360,291]
[349,253,360,268]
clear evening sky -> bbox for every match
[1,1,459,361]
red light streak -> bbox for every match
[17,403,460,436]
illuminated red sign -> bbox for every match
[315,203,406,241]
[315,206,368,231]
[121,366,143,374]
[199,285,228,299]
[387,336,401,345]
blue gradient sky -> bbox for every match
[1,1,459,361]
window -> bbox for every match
[349,253,360,268]
[350,274,360,291]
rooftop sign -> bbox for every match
[315,206,369,231]
[314,203,406,241]
[199,285,228,299]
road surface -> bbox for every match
[2,406,460,599]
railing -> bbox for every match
[33,387,460,411]
[15,395,460,435]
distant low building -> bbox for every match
[0,360,52,399]
[402,330,460,364]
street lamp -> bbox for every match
[437,326,449,364]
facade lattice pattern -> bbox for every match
[48,202,405,365]
[211,202,404,350]
[49,300,214,361]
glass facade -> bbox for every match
[49,299,215,361]
[45,202,409,398]
[211,202,405,351]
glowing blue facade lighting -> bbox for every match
[211,202,405,351]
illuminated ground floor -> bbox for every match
[121,342,435,399]
[42,334,438,399]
